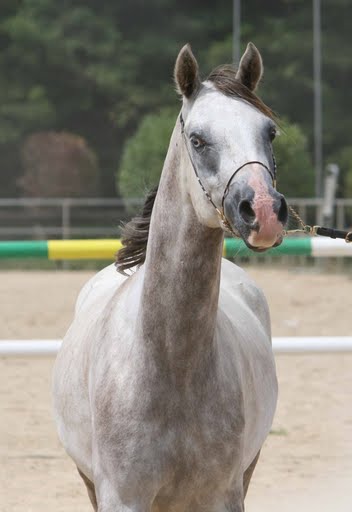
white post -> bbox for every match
[322,163,339,226]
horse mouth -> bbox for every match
[242,233,284,252]
[226,223,284,252]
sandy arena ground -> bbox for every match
[1,266,351,511]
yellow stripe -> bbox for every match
[48,239,123,260]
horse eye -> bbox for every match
[269,127,277,142]
[190,136,205,150]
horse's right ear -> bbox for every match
[174,44,201,98]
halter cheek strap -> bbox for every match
[180,113,277,235]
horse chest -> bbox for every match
[157,394,244,508]
[96,367,244,504]
[160,396,243,466]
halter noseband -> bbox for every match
[179,113,277,235]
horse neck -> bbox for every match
[137,123,224,370]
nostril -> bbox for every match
[239,200,256,226]
[278,197,288,224]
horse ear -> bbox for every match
[235,42,263,92]
[174,44,201,98]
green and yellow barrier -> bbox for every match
[1,236,349,260]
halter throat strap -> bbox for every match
[179,113,277,234]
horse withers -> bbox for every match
[53,43,288,512]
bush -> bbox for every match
[117,106,179,199]
[273,119,314,197]
[18,131,100,197]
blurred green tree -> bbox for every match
[118,107,178,199]
[274,120,314,197]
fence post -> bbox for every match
[336,201,345,230]
[61,199,71,269]
[62,199,71,239]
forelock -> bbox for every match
[207,65,275,121]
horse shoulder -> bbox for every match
[219,258,271,337]
[60,265,143,384]
[53,265,142,477]
[219,258,277,469]
[74,263,127,315]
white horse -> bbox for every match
[53,43,288,512]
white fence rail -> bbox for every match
[1,338,352,356]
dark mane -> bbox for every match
[116,65,274,275]
[207,64,275,120]
[115,186,158,274]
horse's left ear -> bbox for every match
[174,44,201,98]
[235,42,263,92]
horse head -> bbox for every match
[175,43,288,251]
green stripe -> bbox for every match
[224,237,312,258]
[0,241,48,259]
[267,237,312,256]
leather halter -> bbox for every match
[180,113,277,235]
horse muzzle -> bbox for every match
[223,175,288,251]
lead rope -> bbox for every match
[284,205,352,243]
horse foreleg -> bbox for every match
[77,467,98,511]
[243,450,260,498]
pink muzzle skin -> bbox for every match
[246,168,286,249]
